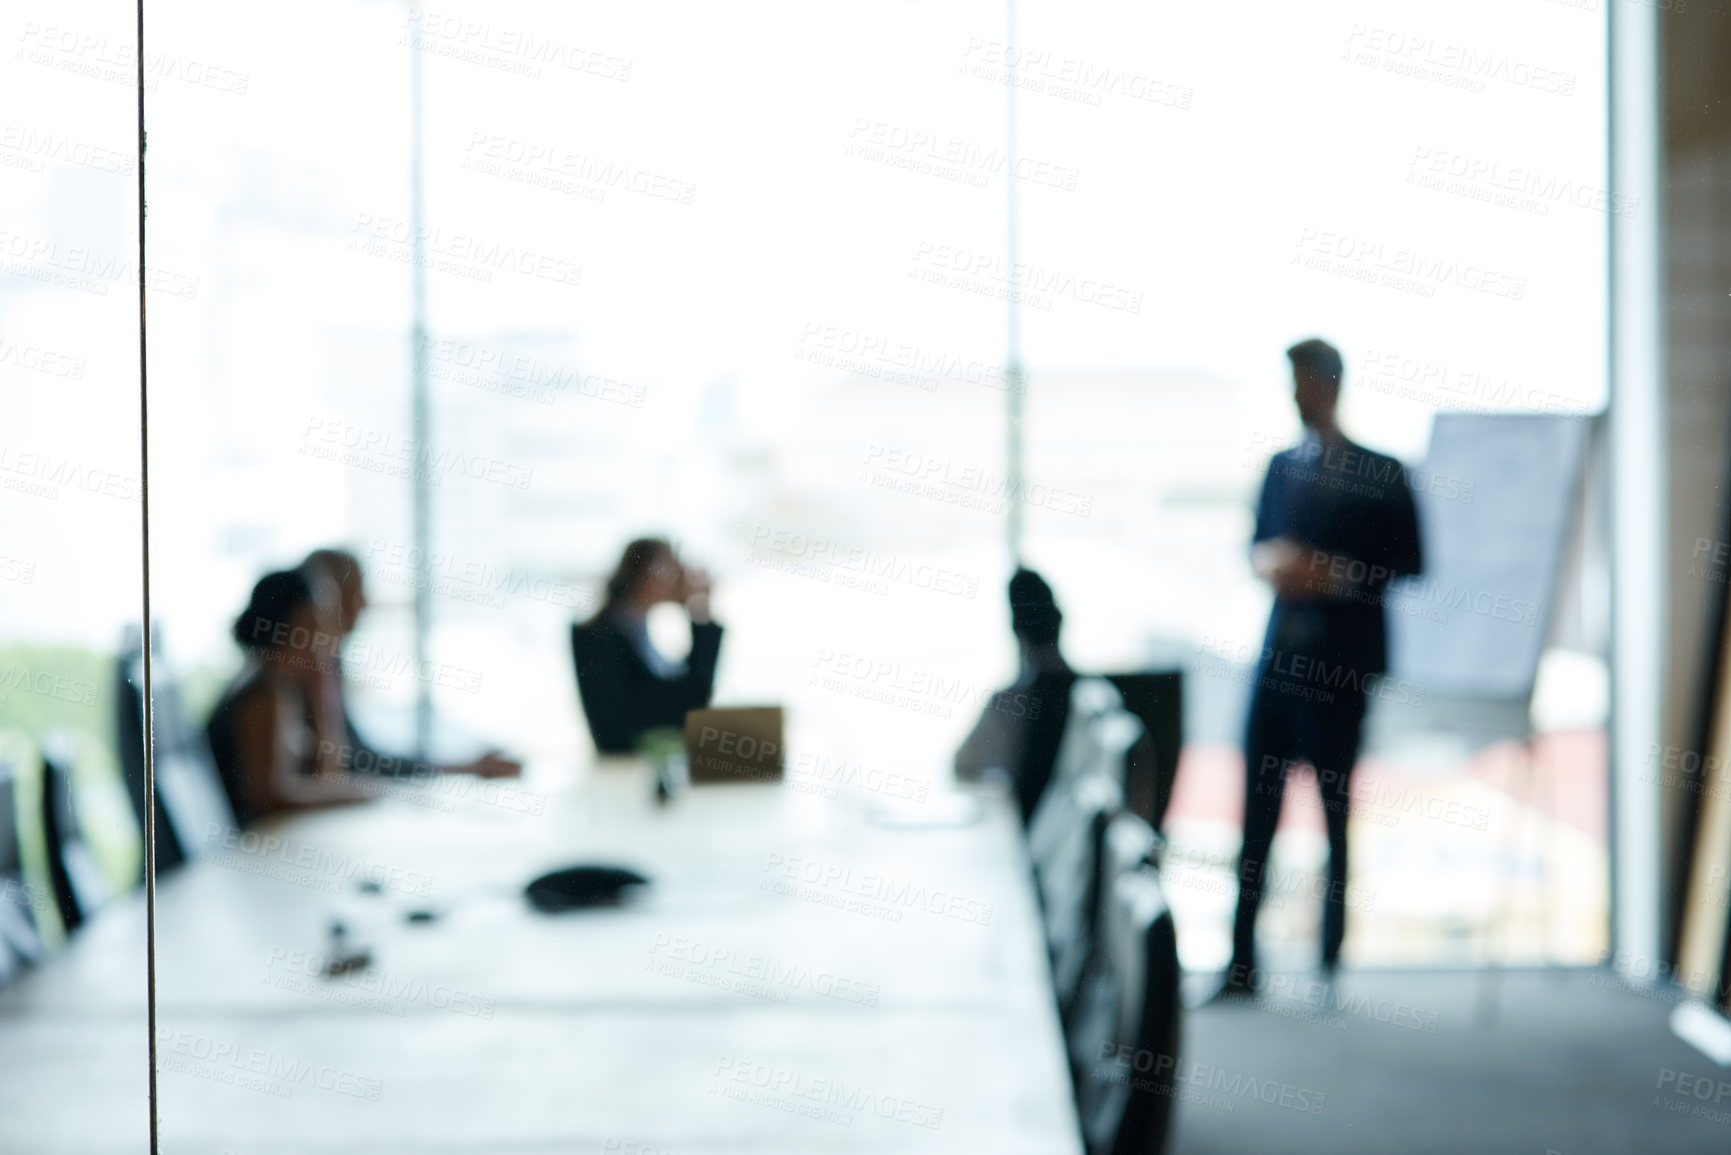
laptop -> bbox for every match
[683,707,784,784]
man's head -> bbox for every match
[302,548,367,636]
[1286,338,1343,431]
[1008,568,1062,649]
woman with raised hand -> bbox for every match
[570,538,723,755]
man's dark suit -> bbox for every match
[1231,435,1423,974]
[570,613,724,754]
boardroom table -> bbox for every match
[0,759,1083,1153]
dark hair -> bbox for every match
[1287,338,1343,389]
[1008,568,1062,647]
[592,538,673,621]
[233,570,317,652]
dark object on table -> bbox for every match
[322,919,372,976]
[683,707,783,784]
[525,865,651,912]
[405,908,438,924]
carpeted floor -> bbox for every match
[1171,968,1731,1154]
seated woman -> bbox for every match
[206,569,379,825]
[571,538,722,754]
[954,568,1076,822]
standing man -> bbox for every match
[1221,339,1423,997]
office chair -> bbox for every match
[1069,860,1182,1155]
[0,752,45,986]
[115,635,237,877]
[1029,678,1143,1016]
[1102,672,1183,834]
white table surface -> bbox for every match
[0,762,1083,1154]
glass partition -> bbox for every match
[0,0,150,1149]
[2,0,1620,1150]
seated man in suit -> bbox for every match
[571,538,723,754]
[954,568,1076,822]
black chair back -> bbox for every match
[115,634,236,873]
[40,745,106,933]
[1069,861,1182,1155]
[1029,679,1142,1017]
[1103,672,1183,834]
[0,751,44,984]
